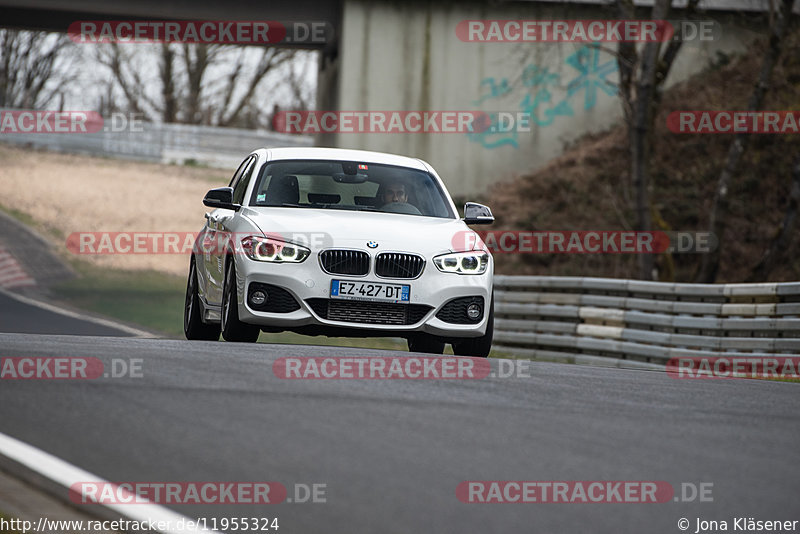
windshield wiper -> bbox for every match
[260,203,379,212]
[310,204,379,211]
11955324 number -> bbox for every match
[196,517,278,531]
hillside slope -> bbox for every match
[486,28,800,282]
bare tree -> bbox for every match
[215,47,295,127]
[160,43,178,123]
[285,52,316,112]
[0,30,75,109]
[747,155,800,282]
[181,43,216,124]
[695,0,796,282]
[95,42,297,127]
[95,42,161,121]
[615,0,700,280]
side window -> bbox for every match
[233,158,256,205]
[228,156,252,188]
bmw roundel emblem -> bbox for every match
[367,241,378,248]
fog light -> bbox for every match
[250,290,267,306]
[466,303,482,320]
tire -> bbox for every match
[407,333,446,354]
[184,257,220,341]
[452,298,494,358]
[221,257,260,343]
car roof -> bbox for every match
[258,147,429,171]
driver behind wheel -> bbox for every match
[382,181,408,205]
[377,179,423,215]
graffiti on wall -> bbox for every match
[468,45,618,149]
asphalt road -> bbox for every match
[0,291,133,336]
[1,332,798,534]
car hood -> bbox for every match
[240,207,482,256]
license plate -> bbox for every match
[331,280,410,303]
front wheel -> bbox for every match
[184,257,220,341]
[221,258,260,343]
[452,298,493,358]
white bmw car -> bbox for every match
[184,147,495,356]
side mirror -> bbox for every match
[463,202,494,225]
[203,187,240,211]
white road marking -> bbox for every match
[0,432,221,533]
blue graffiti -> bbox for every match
[521,65,559,89]
[467,113,520,149]
[520,88,574,127]
[564,46,618,110]
[468,45,618,149]
[472,77,513,105]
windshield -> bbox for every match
[248,159,456,219]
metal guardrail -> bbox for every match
[0,113,313,169]
[493,276,800,369]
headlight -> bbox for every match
[433,251,489,274]
[241,236,310,263]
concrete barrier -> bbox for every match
[493,275,800,368]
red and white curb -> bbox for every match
[0,432,221,533]
[0,246,35,289]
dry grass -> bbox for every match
[0,144,228,276]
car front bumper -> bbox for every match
[233,252,493,338]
